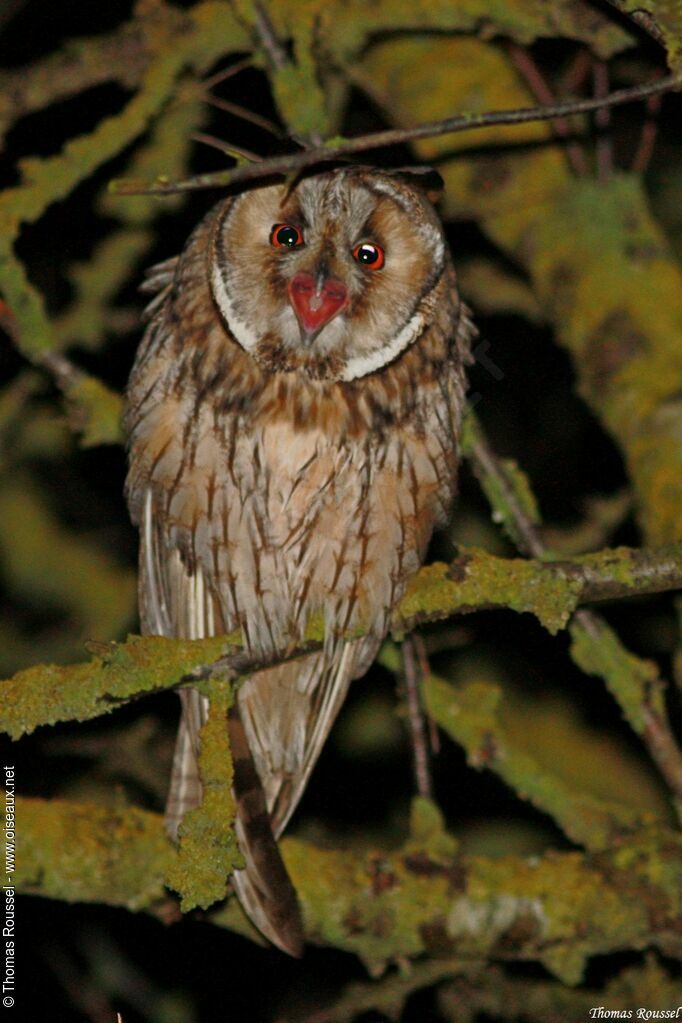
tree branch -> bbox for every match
[16,796,682,979]
[2,540,681,740]
[462,414,682,810]
[109,73,680,196]
[506,42,588,176]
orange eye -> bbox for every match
[352,242,385,270]
[270,224,304,249]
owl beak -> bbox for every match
[288,271,348,341]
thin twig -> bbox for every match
[205,93,284,139]
[465,417,682,808]
[602,0,666,47]
[191,132,263,164]
[110,73,680,196]
[402,636,434,798]
[201,57,254,91]
[558,48,592,96]
[414,632,440,755]
[252,0,289,71]
[593,60,612,181]
[632,90,662,174]
[507,42,588,176]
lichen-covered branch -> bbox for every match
[603,0,682,67]
[0,20,150,138]
[306,955,681,1023]
[461,415,682,809]
[424,672,662,850]
[3,540,681,740]
[400,544,682,635]
[0,2,248,435]
[570,610,682,810]
[165,687,242,911]
[362,37,682,548]
[15,796,682,983]
[0,633,237,740]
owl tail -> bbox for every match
[165,690,303,957]
[228,701,304,957]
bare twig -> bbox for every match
[201,57,254,91]
[415,633,440,755]
[593,60,613,181]
[632,89,662,173]
[402,637,434,798]
[110,73,680,196]
[205,93,284,139]
[252,0,289,71]
[191,132,263,163]
[507,42,588,176]
[464,416,682,808]
[557,48,592,95]
[602,0,667,47]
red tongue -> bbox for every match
[288,272,348,336]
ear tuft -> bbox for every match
[388,166,445,204]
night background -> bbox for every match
[1,1,681,1020]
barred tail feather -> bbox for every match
[163,690,303,955]
[229,702,304,957]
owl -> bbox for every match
[124,165,473,955]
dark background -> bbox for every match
[1,2,680,1020]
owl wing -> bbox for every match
[138,484,308,956]
[138,481,380,954]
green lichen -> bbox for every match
[316,0,633,63]
[16,797,173,910]
[165,688,242,910]
[14,794,682,971]
[271,4,331,140]
[616,0,682,70]
[398,553,581,635]
[407,797,458,862]
[569,617,664,736]
[3,541,677,738]
[0,633,239,739]
[460,413,543,552]
[425,673,655,849]
[63,375,124,447]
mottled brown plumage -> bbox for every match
[125,166,473,954]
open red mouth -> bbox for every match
[287,272,348,338]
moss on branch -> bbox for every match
[424,673,662,849]
[0,633,238,740]
[166,688,243,911]
[15,796,682,982]
[3,542,681,740]
[398,542,682,636]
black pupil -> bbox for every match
[358,244,379,264]
[276,226,299,247]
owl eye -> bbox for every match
[270,224,304,249]
[352,242,385,270]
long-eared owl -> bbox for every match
[125,165,473,954]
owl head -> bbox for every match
[209,166,449,382]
